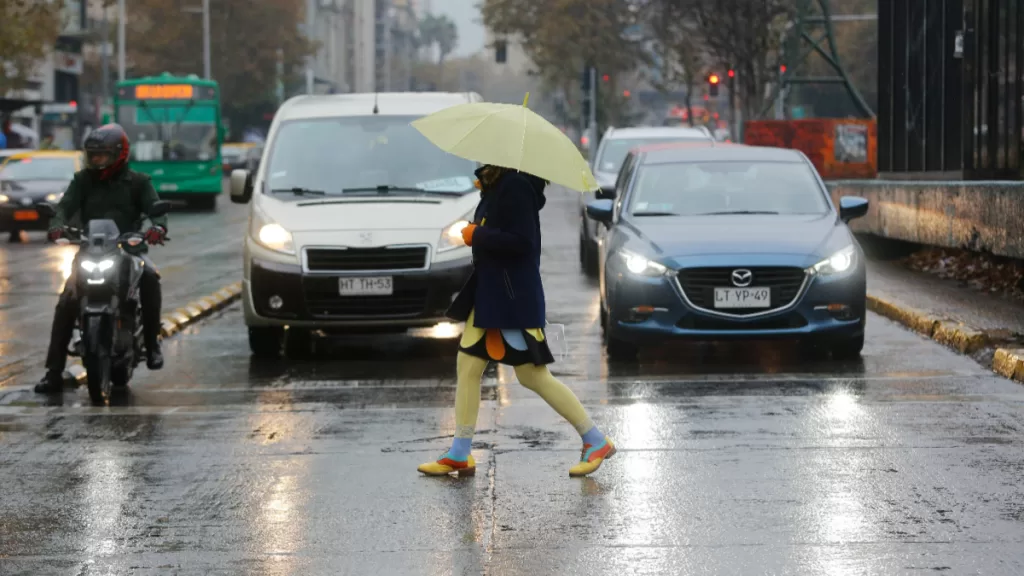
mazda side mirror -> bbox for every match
[838,196,869,222]
[596,185,616,200]
[586,199,614,224]
[230,169,252,204]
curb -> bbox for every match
[68,281,243,385]
[866,293,1022,383]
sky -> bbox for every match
[430,0,487,57]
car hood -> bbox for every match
[255,193,480,232]
[1,179,68,194]
[633,213,841,258]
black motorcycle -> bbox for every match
[37,201,170,404]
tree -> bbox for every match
[646,0,709,126]
[123,0,313,125]
[419,14,459,66]
[0,0,62,95]
[481,0,648,128]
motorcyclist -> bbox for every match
[35,123,168,394]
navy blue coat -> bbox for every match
[447,171,547,329]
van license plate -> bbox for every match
[339,276,393,296]
[713,287,771,308]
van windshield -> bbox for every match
[263,116,477,196]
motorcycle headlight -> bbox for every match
[251,207,294,254]
[811,245,857,276]
[81,259,115,273]
[437,210,475,253]
[618,249,668,277]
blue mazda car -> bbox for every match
[585,144,869,361]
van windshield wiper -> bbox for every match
[270,187,326,196]
[696,210,780,215]
[342,185,463,197]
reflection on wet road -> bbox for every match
[3,189,1024,574]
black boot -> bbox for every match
[34,371,64,394]
[146,340,164,370]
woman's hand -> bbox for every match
[462,223,478,246]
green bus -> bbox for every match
[112,73,224,209]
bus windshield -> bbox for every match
[117,102,218,162]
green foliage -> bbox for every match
[0,0,62,94]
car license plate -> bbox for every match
[13,210,38,221]
[339,276,393,296]
[714,287,771,308]
[159,183,179,192]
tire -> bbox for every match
[831,333,864,360]
[579,220,598,277]
[111,363,132,388]
[605,336,639,362]
[190,195,218,211]
[249,326,284,357]
[283,327,312,358]
[83,317,112,404]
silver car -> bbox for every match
[579,126,714,276]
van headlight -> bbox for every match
[437,209,475,253]
[811,245,856,275]
[251,207,294,254]
[618,249,668,276]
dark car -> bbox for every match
[221,143,260,175]
[0,151,81,240]
[585,144,870,361]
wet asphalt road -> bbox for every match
[4,189,1024,574]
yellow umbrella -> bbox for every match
[411,94,599,192]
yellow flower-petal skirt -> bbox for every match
[459,309,554,366]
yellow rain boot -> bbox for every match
[569,437,616,477]
[418,453,477,477]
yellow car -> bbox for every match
[0,150,84,239]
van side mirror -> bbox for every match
[230,169,252,204]
[838,196,869,222]
[148,200,171,218]
[596,185,615,200]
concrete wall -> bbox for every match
[828,180,1024,259]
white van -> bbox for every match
[230,92,483,356]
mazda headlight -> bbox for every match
[251,207,294,254]
[438,210,475,253]
[618,249,668,276]
[811,245,856,275]
[81,259,115,273]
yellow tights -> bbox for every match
[453,351,594,440]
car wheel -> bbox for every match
[605,336,639,362]
[831,333,864,360]
[284,327,313,358]
[249,326,284,357]
[190,195,218,211]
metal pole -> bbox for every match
[117,0,126,81]
[305,0,315,94]
[101,8,110,105]
[588,66,597,164]
[202,0,211,79]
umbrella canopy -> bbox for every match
[411,94,598,192]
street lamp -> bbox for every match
[182,0,211,79]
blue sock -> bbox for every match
[447,437,472,460]
[581,426,605,446]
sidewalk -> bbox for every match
[866,258,1024,380]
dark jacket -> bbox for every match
[448,171,547,329]
[52,168,168,235]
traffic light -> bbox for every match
[623,89,631,98]
[602,74,610,83]
[708,73,720,97]
[727,69,735,78]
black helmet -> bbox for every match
[83,123,130,178]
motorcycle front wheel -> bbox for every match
[84,316,113,405]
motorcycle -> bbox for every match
[37,201,171,404]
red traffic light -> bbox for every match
[727,69,735,78]
[708,74,720,85]
[780,65,787,73]
[623,89,631,98]
[602,74,610,82]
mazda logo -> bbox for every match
[731,269,753,287]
